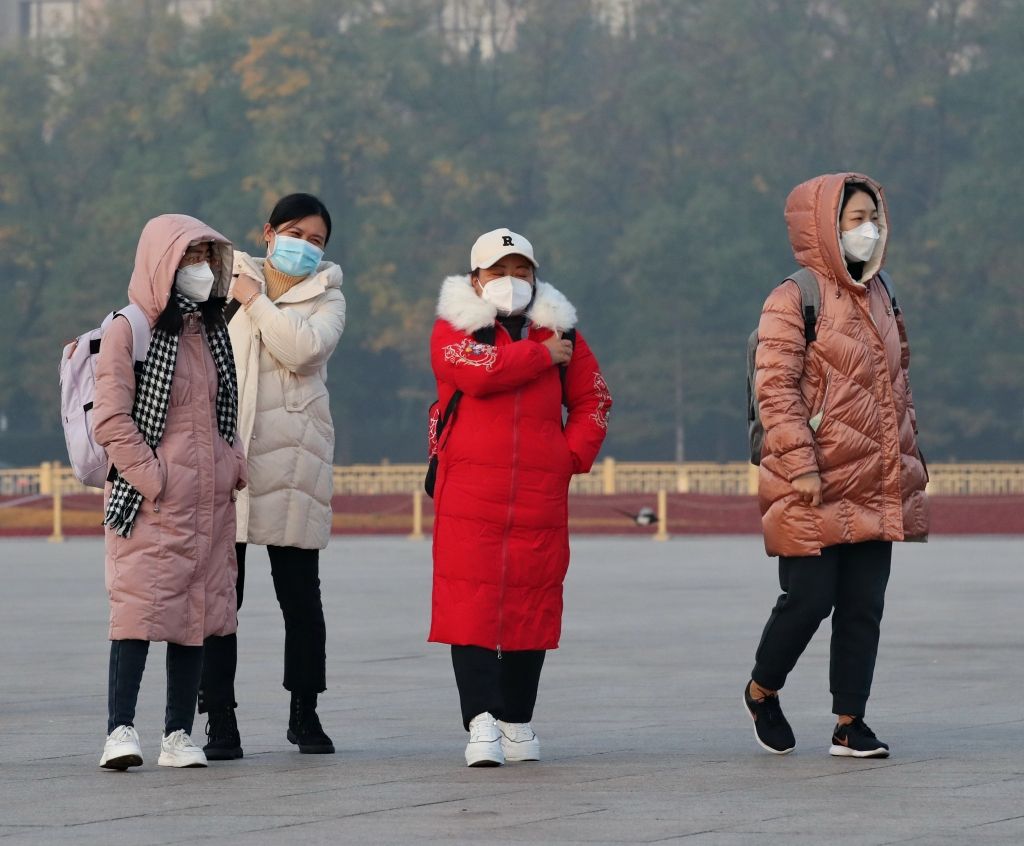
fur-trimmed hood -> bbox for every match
[436,275,577,334]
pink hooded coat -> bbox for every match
[93,215,246,645]
[756,173,929,557]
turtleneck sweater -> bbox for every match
[264,260,307,302]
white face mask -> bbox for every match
[840,221,880,263]
[479,275,534,316]
[175,262,216,302]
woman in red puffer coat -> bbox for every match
[429,227,611,768]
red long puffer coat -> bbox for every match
[428,275,611,651]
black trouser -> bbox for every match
[199,543,326,712]
[752,541,892,717]
[451,646,546,730]
[107,639,203,736]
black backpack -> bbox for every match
[746,269,897,465]
[425,327,576,497]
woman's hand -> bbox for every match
[543,333,574,366]
[792,471,822,507]
[231,273,262,304]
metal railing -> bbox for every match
[4,459,1024,498]
[2,459,1022,543]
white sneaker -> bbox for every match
[158,729,208,768]
[497,720,540,762]
[100,725,143,770]
[465,712,504,767]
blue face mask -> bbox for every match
[268,233,324,278]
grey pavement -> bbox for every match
[0,536,1022,845]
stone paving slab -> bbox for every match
[0,536,1021,845]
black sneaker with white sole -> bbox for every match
[743,681,796,754]
[830,717,890,758]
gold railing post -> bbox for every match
[677,463,690,494]
[39,461,53,495]
[409,489,425,540]
[653,489,669,541]
[602,457,616,495]
[48,461,65,543]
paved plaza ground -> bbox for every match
[0,536,1021,845]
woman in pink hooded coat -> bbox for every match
[92,215,246,770]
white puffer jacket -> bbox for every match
[230,252,346,549]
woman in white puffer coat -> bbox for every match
[199,193,346,759]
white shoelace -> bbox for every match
[469,715,498,742]
[110,725,136,742]
[164,729,197,750]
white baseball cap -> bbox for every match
[470,228,539,271]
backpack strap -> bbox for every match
[473,325,496,346]
[111,304,153,373]
[877,269,900,315]
[787,268,821,344]
[434,390,462,448]
[559,328,576,405]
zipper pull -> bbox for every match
[153,501,160,513]
[496,644,502,660]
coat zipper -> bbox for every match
[497,389,522,659]
[857,285,902,518]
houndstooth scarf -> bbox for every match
[104,291,238,538]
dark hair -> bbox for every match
[841,181,877,214]
[268,193,332,244]
[155,294,228,336]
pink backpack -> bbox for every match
[58,305,152,488]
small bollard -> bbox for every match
[49,461,66,543]
[653,489,669,542]
[409,489,425,540]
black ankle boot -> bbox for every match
[287,692,335,754]
[203,704,243,760]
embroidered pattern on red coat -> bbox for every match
[427,405,441,457]
[443,338,498,370]
[591,372,611,429]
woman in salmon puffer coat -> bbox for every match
[93,214,246,771]
[429,227,612,767]
[743,173,929,761]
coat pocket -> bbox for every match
[282,371,328,412]
[808,370,833,433]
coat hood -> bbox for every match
[784,172,889,288]
[234,251,344,301]
[128,214,233,326]
[436,275,577,334]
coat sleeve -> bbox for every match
[430,319,552,398]
[561,331,611,474]
[756,283,818,482]
[92,315,165,502]
[243,288,346,376]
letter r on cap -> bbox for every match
[502,236,514,246]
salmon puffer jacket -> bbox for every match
[429,275,611,651]
[94,215,246,645]
[755,172,929,557]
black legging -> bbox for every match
[751,540,892,717]
[107,639,203,735]
[199,543,326,712]
[451,645,546,730]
